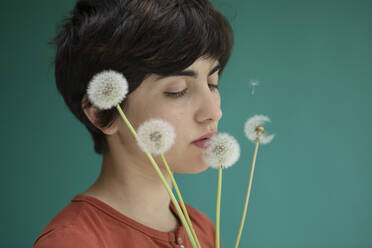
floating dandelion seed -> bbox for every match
[204,133,240,169]
[87,70,128,110]
[244,115,275,144]
[137,119,175,155]
[249,80,260,96]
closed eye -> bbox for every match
[164,88,188,98]
[164,82,218,99]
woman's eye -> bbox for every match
[164,84,217,98]
[208,84,219,91]
[164,88,188,98]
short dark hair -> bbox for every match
[51,0,233,155]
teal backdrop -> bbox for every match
[1,0,371,247]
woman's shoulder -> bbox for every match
[33,224,99,248]
[33,196,101,248]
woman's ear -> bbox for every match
[81,94,118,135]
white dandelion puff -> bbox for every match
[137,119,176,155]
[244,114,275,144]
[203,133,240,169]
[87,70,129,110]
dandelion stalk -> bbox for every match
[215,165,222,248]
[203,133,240,248]
[116,106,197,248]
[234,138,259,248]
[136,118,199,246]
[161,153,202,248]
[233,115,275,248]
[116,105,137,138]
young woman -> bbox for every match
[34,0,233,247]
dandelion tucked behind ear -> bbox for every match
[203,133,240,169]
[87,70,129,110]
[244,115,275,144]
[137,119,176,155]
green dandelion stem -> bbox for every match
[216,166,222,248]
[143,153,197,248]
[234,139,260,248]
[116,105,138,139]
[161,153,202,248]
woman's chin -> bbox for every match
[191,164,209,174]
[175,161,209,174]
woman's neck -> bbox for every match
[83,151,179,232]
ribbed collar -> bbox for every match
[72,194,186,243]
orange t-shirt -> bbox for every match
[33,194,218,248]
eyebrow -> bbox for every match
[155,64,221,81]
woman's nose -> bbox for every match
[194,87,222,124]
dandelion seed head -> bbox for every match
[137,119,175,155]
[87,70,128,110]
[203,133,240,169]
[244,115,275,144]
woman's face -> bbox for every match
[117,57,222,174]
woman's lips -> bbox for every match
[192,138,211,149]
[191,132,216,149]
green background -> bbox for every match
[1,0,371,247]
